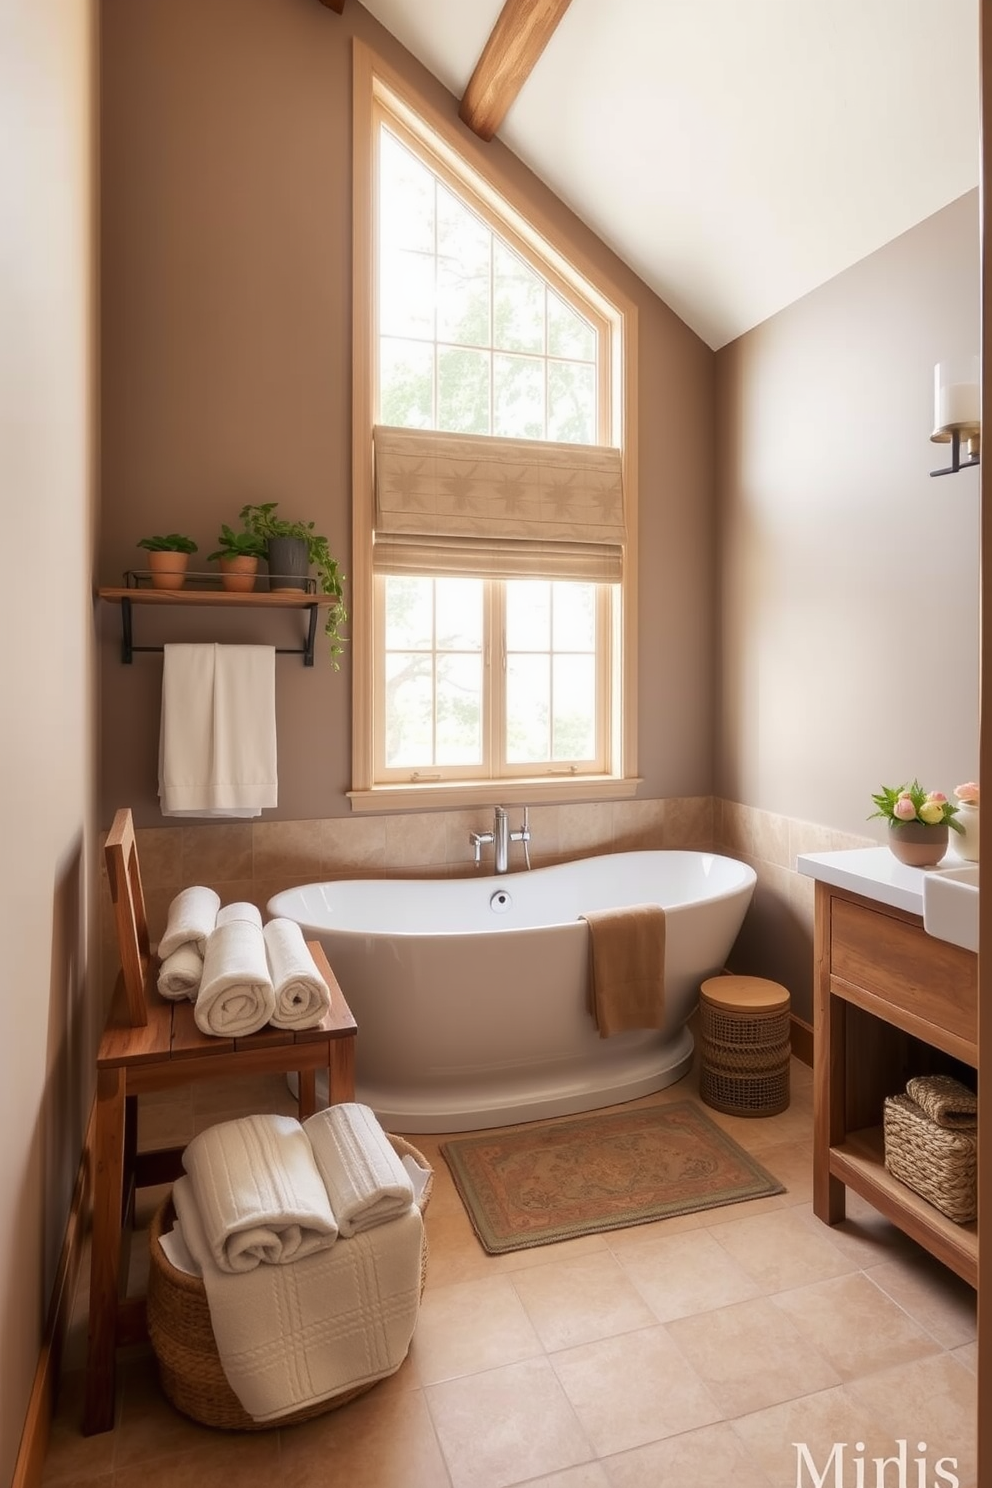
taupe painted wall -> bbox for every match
[715,191,980,1020]
[0,2,97,1480]
[97,0,716,828]
[716,191,980,833]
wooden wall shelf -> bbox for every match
[98,584,335,666]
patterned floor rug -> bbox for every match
[441,1100,786,1254]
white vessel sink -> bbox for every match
[921,864,979,953]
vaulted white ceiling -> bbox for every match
[361,0,979,349]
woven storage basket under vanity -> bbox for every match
[146,1134,433,1431]
[883,1074,978,1225]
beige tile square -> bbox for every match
[708,1204,857,1292]
[864,1249,977,1349]
[613,1227,761,1321]
[525,1468,612,1488]
[277,1385,450,1488]
[732,1382,897,1488]
[509,1251,657,1350]
[953,1341,978,1375]
[134,827,184,889]
[601,1420,774,1488]
[251,818,323,877]
[745,1139,812,1204]
[321,814,388,872]
[426,1356,592,1488]
[423,1207,610,1289]
[846,1354,977,1487]
[611,798,666,851]
[181,823,253,883]
[412,1273,543,1383]
[771,1271,943,1380]
[551,1326,721,1456]
[662,795,713,847]
[384,811,449,868]
[666,1295,840,1416]
[557,803,615,856]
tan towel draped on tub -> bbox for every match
[581,904,666,1038]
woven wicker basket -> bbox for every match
[883,1093,977,1224]
[146,1134,433,1431]
[699,982,791,1117]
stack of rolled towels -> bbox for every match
[165,1103,427,1422]
[156,887,331,1037]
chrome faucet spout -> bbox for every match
[493,806,509,873]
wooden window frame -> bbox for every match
[350,39,640,812]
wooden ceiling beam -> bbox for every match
[459,0,573,142]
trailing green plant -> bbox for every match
[239,502,347,664]
[207,524,267,561]
[137,532,198,553]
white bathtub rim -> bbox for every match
[268,849,756,940]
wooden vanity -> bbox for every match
[802,852,978,1287]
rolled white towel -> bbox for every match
[182,1113,338,1273]
[304,1102,414,1237]
[159,885,221,958]
[195,917,275,1037]
[264,918,331,1030]
[216,901,263,929]
[157,943,203,1002]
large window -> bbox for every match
[351,45,638,808]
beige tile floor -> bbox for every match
[45,1057,978,1488]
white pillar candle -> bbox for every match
[934,359,980,431]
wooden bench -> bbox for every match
[83,807,357,1434]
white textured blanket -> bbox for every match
[264,918,331,1030]
[182,1113,338,1273]
[159,885,221,959]
[304,1103,415,1237]
[173,1176,423,1422]
[196,917,275,1037]
[157,944,203,1002]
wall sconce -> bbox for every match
[930,357,980,476]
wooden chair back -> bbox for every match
[104,807,151,1028]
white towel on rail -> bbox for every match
[181,1113,338,1273]
[157,944,203,1002]
[195,916,275,1037]
[304,1103,415,1237]
[172,1174,422,1422]
[159,884,221,958]
[158,643,277,819]
[264,918,331,1030]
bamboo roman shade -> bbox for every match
[372,425,625,582]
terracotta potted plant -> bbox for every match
[239,502,347,663]
[208,524,266,592]
[869,779,963,867]
[137,533,198,591]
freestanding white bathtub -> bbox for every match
[269,850,756,1133]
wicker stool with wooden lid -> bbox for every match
[699,975,791,1117]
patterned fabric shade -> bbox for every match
[372,425,625,582]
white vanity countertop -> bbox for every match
[795,846,966,917]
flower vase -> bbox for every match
[954,803,979,862]
[888,822,949,868]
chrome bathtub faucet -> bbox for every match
[469,806,531,872]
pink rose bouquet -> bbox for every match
[869,780,963,833]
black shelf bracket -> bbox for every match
[116,596,321,666]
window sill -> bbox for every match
[347,777,643,814]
